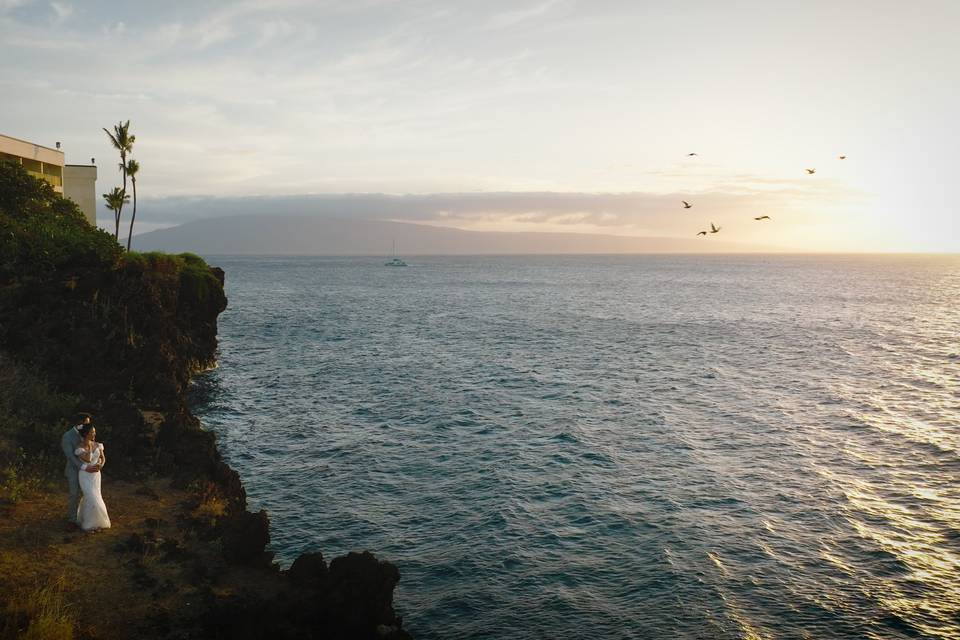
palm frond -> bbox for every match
[103,127,121,151]
[107,120,135,154]
[101,186,129,211]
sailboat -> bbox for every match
[385,239,407,267]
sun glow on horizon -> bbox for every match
[3,0,957,252]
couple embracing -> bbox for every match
[61,413,111,532]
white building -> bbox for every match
[0,133,98,226]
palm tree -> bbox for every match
[103,121,135,239]
[124,159,140,251]
[103,187,129,235]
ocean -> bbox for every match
[190,254,960,639]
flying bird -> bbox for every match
[805,168,816,175]
[710,223,721,234]
[682,201,693,209]
[838,155,847,160]
[754,215,771,221]
[687,152,698,156]
[696,230,707,236]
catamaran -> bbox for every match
[385,239,407,267]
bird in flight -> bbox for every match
[805,168,816,175]
[710,223,721,234]
[682,201,692,209]
[754,215,771,221]
[696,230,707,236]
[838,155,847,160]
[687,152,698,156]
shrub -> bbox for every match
[0,161,121,283]
[188,479,228,527]
[192,494,228,525]
[121,250,219,302]
[178,252,206,267]
[0,450,42,504]
[0,356,81,479]
[0,466,25,504]
[180,262,219,302]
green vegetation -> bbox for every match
[0,450,41,504]
[102,119,136,242]
[0,160,121,281]
[101,185,129,240]
[187,478,229,528]
[1,160,215,291]
[2,576,76,640]
[0,161,223,471]
[0,356,80,497]
[123,250,220,301]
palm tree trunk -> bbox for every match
[115,153,127,241]
[126,179,137,251]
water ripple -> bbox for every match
[192,254,960,639]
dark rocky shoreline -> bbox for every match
[0,163,412,638]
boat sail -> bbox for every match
[385,239,407,267]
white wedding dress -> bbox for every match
[75,443,111,531]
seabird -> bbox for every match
[710,223,721,234]
[754,215,771,221]
[682,201,692,209]
[687,153,698,156]
[839,155,847,160]
[805,168,816,175]
[696,231,707,236]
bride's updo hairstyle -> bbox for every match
[79,423,95,439]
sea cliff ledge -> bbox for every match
[0,161,412,639]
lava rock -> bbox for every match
[326,551,403,635]
[286,552,328,589]
[220,509,270,563]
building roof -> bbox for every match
[0,133,62,154]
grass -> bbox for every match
[2,575,75,640]
[0,477,222,639]
[188,479,228,527]
[122,251,220,303]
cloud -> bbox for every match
[486,0,565,29]
[147,19,232,51]
[101,20,125,35]
[120,188,823,231]
[49,1,71,21]
[4,0,956,251]
[0,0,32,11]
[111,187,875,250]
[145,1,323,52]
[255,19,297,46]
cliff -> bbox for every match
[0,161,411,639]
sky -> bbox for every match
[1,0,958,251]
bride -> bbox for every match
[75,424,111,531]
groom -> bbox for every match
[61,412,99,529]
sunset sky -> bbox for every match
[2,0,957,251]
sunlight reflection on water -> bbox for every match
[192,254,960,639]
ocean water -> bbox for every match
[190,255,960,639]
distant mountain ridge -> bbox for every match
[131,214,775,255]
